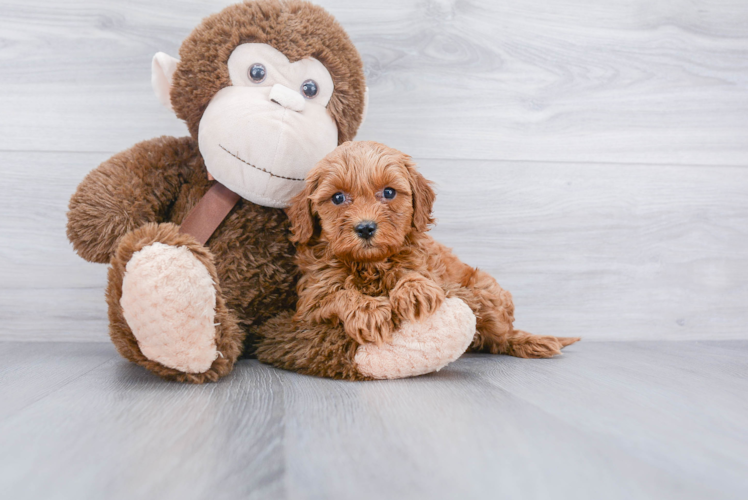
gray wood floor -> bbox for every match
[1,340,746,500]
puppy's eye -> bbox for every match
[331,192,346,205]
[301,79,318,99]
[248,63,266,83]
[382,187,397,200]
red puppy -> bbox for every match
[287,141,579,357]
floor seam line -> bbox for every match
[0,357,115,424]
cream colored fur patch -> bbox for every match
[121,243,218,373]
[354,297,476,379]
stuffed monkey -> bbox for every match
[67,0,477,383]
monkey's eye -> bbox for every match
[331,192,346,205]
[301,79,318,99]
[382,187,397,200]
[248,63,266,83]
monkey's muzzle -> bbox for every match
[269,84,305,112]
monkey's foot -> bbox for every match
[120,242,218,374]
[354,297,476,379]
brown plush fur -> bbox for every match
[107,222,245,383]
[172,0,365,144]
[254,312,370,380]
[67,1,367,382]
[287,141,581,358]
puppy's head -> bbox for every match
[287,141,435,262]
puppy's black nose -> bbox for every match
[355,221,377,240]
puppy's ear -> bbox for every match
[286,173,320,245]
[403,156,436,232]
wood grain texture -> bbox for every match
[2,151,746,341]
[0,0,746,164]
[424,158,748,341]
[0,340,745,499]
[0,1,747,341]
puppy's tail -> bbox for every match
[496,330,580,359]
[557,336,581,348]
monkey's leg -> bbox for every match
[255,297,476,380]
[108,222,245,383]
[254,313,364,380]
[456,268,580,358]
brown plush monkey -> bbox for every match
[67,0,477,383]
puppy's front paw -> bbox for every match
[343,296,393,346]
[391,275,446,323]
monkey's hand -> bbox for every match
[354,297,476,380]
[390,273,445,324]
[342,294,394,346]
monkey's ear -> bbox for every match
[404,156,436,233]
[360,87,370,129]
[286,177,319,246]
[151,52,179,111]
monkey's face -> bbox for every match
[196,43,339,208]
[152,1,368,209]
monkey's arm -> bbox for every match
[256,297,476,380]
[67,136,200,263]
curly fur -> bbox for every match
[254,312,368,380]
[287,141,581,358]
[172,0,365,144]
[66,1,368,382]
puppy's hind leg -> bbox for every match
[455,268,580,358]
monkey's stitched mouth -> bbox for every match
[219,144,305,182]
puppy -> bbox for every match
[287,141,579,358]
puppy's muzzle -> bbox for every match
[354,221,377,240]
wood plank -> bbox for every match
[0,0,746,164]
[424,158,748,341]
[465,341,748,497]
[0,151,111,290]
[2,151,746,341]
[0,288,108,341]
[0,341,745,499]
[0,342,286,500]
[279,343,740,500]
[0,341,115,419]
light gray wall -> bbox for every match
[1,0,746,341]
